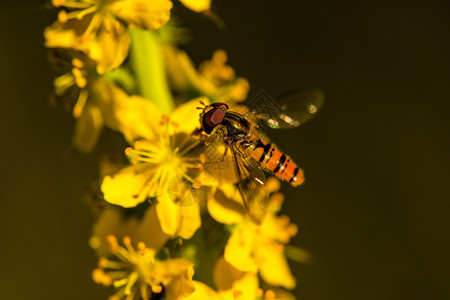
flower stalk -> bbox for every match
[130,29,174,113]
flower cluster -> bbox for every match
[45,1,308,299]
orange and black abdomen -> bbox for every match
[248,138,304,186]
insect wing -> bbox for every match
[248,87,324,129]
[166,172,204,207]
[230,145,269,223]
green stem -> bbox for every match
[129,29,174,114]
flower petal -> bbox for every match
[256,244,296,289]
[72,102,104,152]
[44,16,92,49]
[214,256,260,300]
[113,0,172,30]
[207,187,245,224]
[162,259,196,299]
[91,79,161,142]
[170,97,208,133]
[45,14,130,74]
[179,0,211,13]
[183,281,221,300]
[92,21,130,74]
[101,164,153,208]
[224,222,258,273]
[156,195,201,238]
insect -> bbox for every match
[196,88,324,222]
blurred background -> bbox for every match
[1,0,450,299]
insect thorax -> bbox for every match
[215,111,259,147]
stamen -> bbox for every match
[233,290,243,299]
[177,139,200,156]
[192,179,202,189]
[256,289,264,297]
[161,114,170,122]
[173,135,188,154]
[52,0,66,7]
[107,235,119,253]
[130,156,139,165]
[57,10,69,23]
[81,10,101,39]
[55,0,93,8]
[123,272,139,295]
[53,73,75,96]
[92,268,112,285]
[264,289,276,300]
[73,88,88,118]
[75,4,98,20]
[152,285,163,293]
[137,242,146,252]
[112,277,128,288]
[72,68,87,88]
[140,283,149,299]
[125,147,133,156]
[71,58,84,69]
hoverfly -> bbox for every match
[196,88,324,222]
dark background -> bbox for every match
[1,1,450,299]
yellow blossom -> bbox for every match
[213,256,296,300]
[93,235,195,300]
[214,256,259,300]
[101,99,215,238]
[90,198,170,257]
[48,48,165,152]
[45,0,173,73]
[76,77,163,151]
[208,178,299,289]
[164,46,250,103]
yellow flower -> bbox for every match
[213,256,296,300]
[209,178,299,289]
[90,198,170,257]
[48,48,165,152]
[164,46,250,103]
[45,0,173,74]
[93,235,195,300]
[101,99,215,238]
[80,78,160,151]
[85,155,169,257]
[48,48,105,151]
[214,256,260,300]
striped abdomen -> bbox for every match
[247,138,304,186]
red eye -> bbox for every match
[210,103,228,111]
[202,108,226,134]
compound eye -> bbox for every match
[202,108,226,134]
[210,103,228,111]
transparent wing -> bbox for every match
[229,145,269,224]
[247,87,324,129]
[166,171,205,207]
